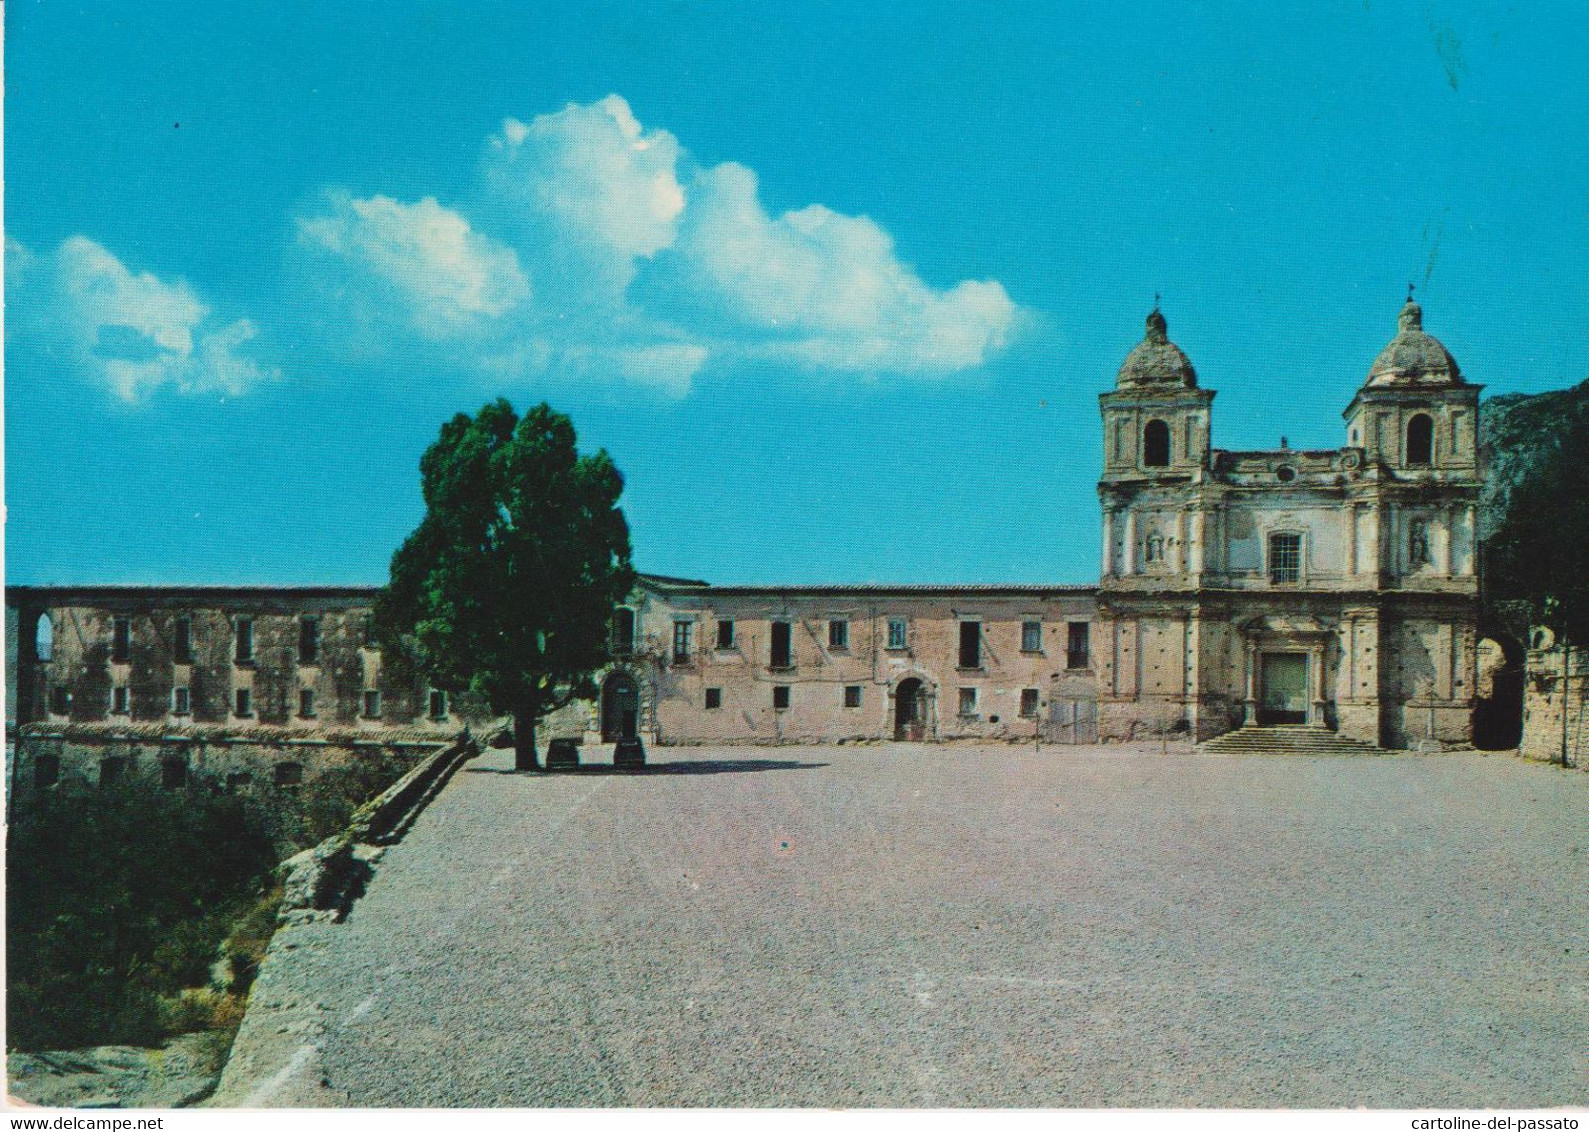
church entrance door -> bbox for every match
[1259,653,1309,725]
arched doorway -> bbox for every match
[1473,635,1524,750]
[894,677,927,741]
[600,672,640,742]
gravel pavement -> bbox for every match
[218,743,1587,1107]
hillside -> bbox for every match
[1479,377,1589,539]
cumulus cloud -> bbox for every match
[300,94,1023,392]
[297,193,528,339]
[10,236,275,401]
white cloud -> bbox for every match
[14,236,275,401]
[297,193,528,339]
[301,94,1023,391]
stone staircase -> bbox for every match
[1198,725,1384,756]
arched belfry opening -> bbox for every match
[1406,413,1434,466]
[1142,419,1170,467]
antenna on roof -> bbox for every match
[1407,281,1416,302]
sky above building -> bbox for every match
[6,1,1586,586]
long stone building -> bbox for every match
[7,296,1507,793]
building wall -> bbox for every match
[1520,632,1588,768]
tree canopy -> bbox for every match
[376,399,636,769]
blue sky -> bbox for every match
[6,1,1586,586]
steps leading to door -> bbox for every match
[1198,725,1385,756]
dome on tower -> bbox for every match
[1117,307,1198,388]
[1365,297,1463,387]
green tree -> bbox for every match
[1484,403,1589,644]
[377,400,636,770]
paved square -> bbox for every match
[228,743,1587,1107]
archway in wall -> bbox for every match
[1472,634,1524,750]
[894,677,926,741]
[600,672,640,742]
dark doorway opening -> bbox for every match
[894,678,927,741]
[1473,635,1525,750]
[1258,652,1309,725]
[601,672,640,742]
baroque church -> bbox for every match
[5,295,1488,793]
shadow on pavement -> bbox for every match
[466,758,829,776]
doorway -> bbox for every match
[601,672,640,741]
[894,678,926,741]
[1258,652,1309,725]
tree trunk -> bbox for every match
[513,705,540,772]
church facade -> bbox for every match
[5,296,1487,790]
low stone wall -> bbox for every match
[1520,638,1587,768]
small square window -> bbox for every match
[843,684,862,708]
[226,770,253,793]
[705,687,722,710]
[235,687,253,717]
[49,686,70,715]
[958,687,978,717]
[1020,688,1040,717]
[1021,620,1043,653]
[172,686,191,716]
[716,619,735,649]
[161,759,188,789]
[887,618,908,650]
[111,686,130,715]
[274,761,303,788]
[428,690,449,720]
[112,617,132,663]
[299,688,317,718]
[672,620,694,665]
[99,757,126,787]
[829,620,849,650]
[773,685,791,710]
[363,689,382,718]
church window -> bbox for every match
[770,621,793,668]
[959,621,983,669]
[174,617,193,664]
[1021,620,1042,652]
[828,619,849,650]
[716,618,735,649]
[958,687,978,716]
[1067,622,1091,669]
[1020,689,1040,718]
[1144,534,1165,562]
[1406,414,1434,466]
[173,686,191,716]
[299,688,317,718]
[887,618,908,650]
[363,689,382,718]
[671,620,694,664]
[111,686,129,715]
[1268,533,1302,584]
[298,617,320,664]
[234,617,254,664]
[112,617,131,662]
[235,687,253,717]
[1143,419,1171,467]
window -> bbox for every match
[173,686,191,716]
[1021,620,1043,653]
[111,686,130,715]
[887,618,908,650]
[99,757,126,787]
[770,621,793,669]
[428,690,449,720]
[234,617,254,664]
[705,687,722,710]
[34,754,59,789]
[1020,688,1040,718]
[299,617,320,665]
[49,685,70,715]
[226,771,253,792]
[161,759,188,789]
[1143,419,1171,467]
[844,685,863,708]
[363,689,382,718]
[828,619,849,650]
[958,687,978,717]
[274,761,303,788]
[235,687,253,717]
[1268,532,1302,584]
[959,621,982,669]
[34,614,53,661]
[773,685,791,710]
[174,617,193,664]
[716,619,735,649]
[112,617,131,662]
[1144,534,1165,562]
[672,620,694,664]
[1067,622,1091,669]
[1406,413,1434,466]
[299,688,317,718]
[612,607,636,654]
[1408,518,1431,568]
